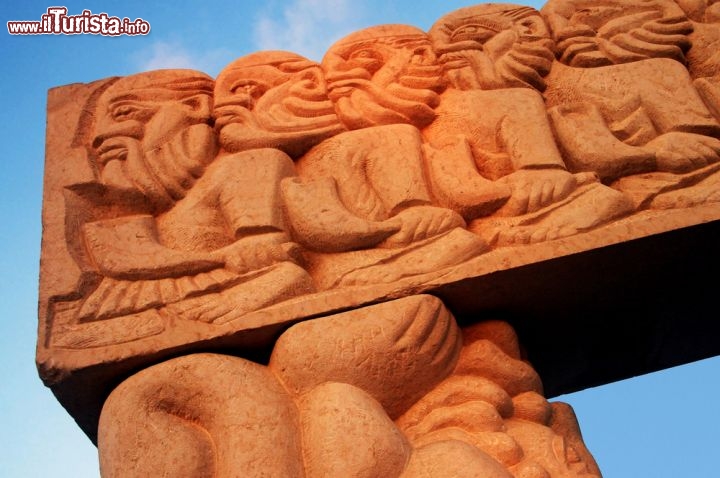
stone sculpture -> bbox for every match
[541,0,720,209]
[678,0,720,120]
[425,4,633,245]
[98,296,601,478]
[36,1,720,477]
[76,69,315,326]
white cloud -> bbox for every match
[140,41,197,70]
[253,0,366,61]
[133,41,234,77]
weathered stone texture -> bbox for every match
[37,1,720,476]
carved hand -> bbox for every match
[381,206,466,247]
[210,232,302,275]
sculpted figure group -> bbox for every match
[99,296,602,478]
[50,2,720,476]
[69,0,720,327]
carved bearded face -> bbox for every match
[429,4,556,91]
[541,0,693,67]
[92,70,217,212]
[214,51,345,158]
[321,25,444,130]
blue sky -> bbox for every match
[1,1,718,476]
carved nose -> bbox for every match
[411,46,436,65]
[214,92,254,111]
[322,54,373,83]
[289,67,331,99]
[324,67,372,84]
[296,68,323,89]
[92,121,143,150]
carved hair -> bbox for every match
[430,4,541,55]
[105,69,214,103]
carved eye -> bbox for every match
[350,49,378,59]
[110,101,154,122]
[451,23,496,43]
[229,79,266,99]
[347,48,383,74]
[571,7,618,30]
[518,17,544,35]
[457,25,479,34]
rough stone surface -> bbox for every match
[37,1,720,476]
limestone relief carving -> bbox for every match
[678,0,720,121]
[425,4,633,246]
[44,1,720,335]
[541,0,720,209]
[98,296,601,478]
[288,26,488,288]
[65,69,315,328]
[37,2,720,476]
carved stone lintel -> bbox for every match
[37,1,720,476]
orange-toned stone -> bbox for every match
[37,2,720,476]
[96,299,600,477]
[98,353,304,478]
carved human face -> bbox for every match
[507,420,601,478]
[214,52,344,158]
[92,70,216,211]
[430,4,555,91]
[542,0,692,67]
[321,25,444,130]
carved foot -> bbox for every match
[470,183,634,246]
[336,227,488,287]
[647,132,720,174]
[163,261,316,324]
[98,354,304,478]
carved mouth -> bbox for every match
[213,105,251,130]
[214,113,244,130]
[327,79,366,98]
[438,52,475,70]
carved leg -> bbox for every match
[548,103,655,181]
[269,294,462,418]
[398,320,603,478]
[98,353,303,478]
[300,382,412,478]
[401,440,513,478]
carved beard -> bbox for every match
[441,34,555,92]
[493,37,555,91]
[329,64,442,130]
[556,11,692,67]
[99,123,217,213]
[215,81,345,158]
